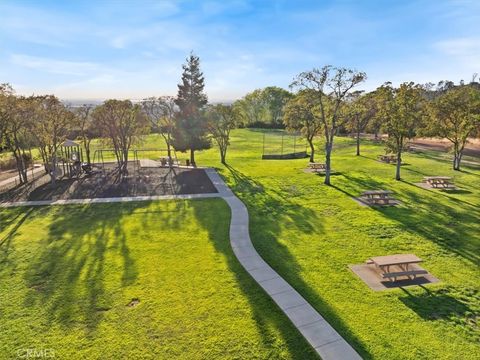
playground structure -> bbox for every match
[52,139,85,178]
[261,131,309,159]
[92,148,180,174]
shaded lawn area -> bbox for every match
[0,200,316,359]
[195,129,480,360]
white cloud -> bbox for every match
[10,54,100,76]
[433,37,480,72]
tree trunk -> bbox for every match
[85,142,91,164]
[167,133,172,159]
[308,139,315,162]
[453,152,462,171]
[122,149,129,175]
[220,148,226,164]
[12,149,27,184]
[19,149,28,183]
[190,149,195,167]
[51,155,57,185]
[395,151,402,180]
[356,126,361,156]
[324,142,332,185]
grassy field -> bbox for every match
[192,129,479,359]
[1,129,479,359]
[0,199,316,359]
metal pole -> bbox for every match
[262,133,265,156]
[281,134,284,156]
[293,135,296,154]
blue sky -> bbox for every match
[1,0,479,101]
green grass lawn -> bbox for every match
[1,129,479,359]
[0,199,316,359]
[192,129,479,359]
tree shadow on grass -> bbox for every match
[191,199,318,359]
[22,202,148,334]
[459,168,480,177]
[203,165,373,359]
[399,287,472,321]
[332,174,479,265]
[0,207,34,270]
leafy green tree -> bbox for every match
[172,53,210,166]
[0,86,34,183]
[29,95,75,183]
[234,87,292,128]
[92,100,148,175]
[206,104,238,164]
[426,85,480,170]
[233,89,267,126]
[0,84,14,147]
[376,82,425,180]
[283,90,322,162]
[262,86,292,126]
[291,65,366,185]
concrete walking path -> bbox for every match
[204,169,361,360]
[0,166,44,188]
[0,192,221,208]
[1,167,361,359]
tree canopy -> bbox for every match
[426,84,480,170]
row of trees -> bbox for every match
[2,55,479,187]
[0,54,240,184]
[0,87,77,184]
[284,69,480,183]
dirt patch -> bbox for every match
[0,162,217,202]
[411,137,480,157]
[127,298,140,307]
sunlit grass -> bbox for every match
[0,199,315,359]
[1,129,479,359]
[195,129,480,360]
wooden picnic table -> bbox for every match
[379,154,397,163]
[369,254,427,281]
[361,190,395,205]
[309,162,326,172]
[423,176,454,188]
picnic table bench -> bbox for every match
[367,254,428,282]
[378,154,397,163]
[308,162,327,173]
[160,157,180,167]
[423,176,454,189]
[361,190,396,205]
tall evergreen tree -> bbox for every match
[172,53,210,166]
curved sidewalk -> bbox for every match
[205,168,361,360]
[0,167,361,358]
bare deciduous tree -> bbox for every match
[92,100,149,175]
[206,104,238,164]
[141,96,176,159]
[291,66,366,185]
[30,95,74,183]
[72,104,96,164]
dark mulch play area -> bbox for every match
[0,162,217,202]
